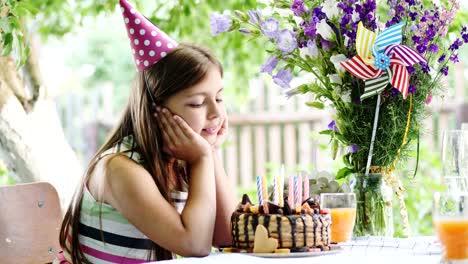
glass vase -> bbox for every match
[353,173,394,237]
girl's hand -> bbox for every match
[156,107,212,164]
[213,117,228,150]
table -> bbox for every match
[155,236,443,264]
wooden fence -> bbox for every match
[58,63,466,189]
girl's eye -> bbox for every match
[188,103,203,108]
[216,98,223,103]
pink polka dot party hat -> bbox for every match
[119,0,178,71]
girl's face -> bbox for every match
[164,65,225,145]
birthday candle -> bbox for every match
[256,175,263,205]
[288,174,294,208]
[303,173,309,201]
[279,165,285,207]
[261,175,269,214]
[298,172,302,205]
[273,176,278,204]
[294,175,300,210]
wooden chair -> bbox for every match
[0,182,63,263]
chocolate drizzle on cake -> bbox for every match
[263,215,271,236]
[300,215,307,247]
[252,214,259,238]
[230,194,331,250]
[276,215,282,248]
[244,214,250,248]
[285,215,297,248]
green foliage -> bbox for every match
[0,160,15,186]
[218,0,467,179]
[1,0,271,108]
[393,144,444,237]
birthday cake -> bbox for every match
[230,194,331,253]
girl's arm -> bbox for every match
[210,117,237,247]
[103,154,215,257]
[212,151,237,247]
[100,109,216,257]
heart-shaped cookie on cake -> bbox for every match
[253,224,278,253]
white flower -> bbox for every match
[299,40,318,59]
[293,16,304,27]
[342,91,351,103]
[322,0,339,19]
[316,19,335,41]
[344,35,350,47]
[274,7,294,17]
[328,74,342,85]
[330,54,347,74]
[352,10,360,22]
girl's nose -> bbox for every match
[207,100,221,119]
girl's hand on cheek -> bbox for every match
[213,117,228,150]
[156,107,212,164]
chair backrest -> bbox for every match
[0,182,63,264]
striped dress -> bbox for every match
[61,136,187,263]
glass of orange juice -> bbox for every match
[433,192,468,263]
[320,193,357,243]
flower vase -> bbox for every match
[353,173,394,237]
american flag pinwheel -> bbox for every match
[340,22,427,100]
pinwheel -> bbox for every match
[341,22,427,100]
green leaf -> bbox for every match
[319,130,333,136]
[306,101,324,109]
[331,139,339,160]
[336,167,354,180]
[2,32,13,55]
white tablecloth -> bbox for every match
[155,236,443,264]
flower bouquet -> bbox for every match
[212,0,467,236]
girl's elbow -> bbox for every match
[178,236,212,257]
[192,246,211,257]
[179,243,211,257]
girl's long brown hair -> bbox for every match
[59,43,222,263]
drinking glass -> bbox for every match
[442,130,468,192]
[433,192,468,263]
[320,193,357,243]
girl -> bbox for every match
[58,0,236,263]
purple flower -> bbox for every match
[391,88,399,97]
[440,66,449,76]
[408,11,417,21]
[412,35,421,45]
[462,26,468,43]
[428,44,439,53]
[312,7,326,21]
[349,144,359,153]
[291,0,306,16]
[426,26,436,40]
[304,22,317,39]
[321,38,334,51]
[260,56,278,75]
[449,38,463,51]
[276,29,297,53]
[210,13,232,36]
[407,66,415,75]
[327,120,339,132]
[261,18,280,39]
[438,54,446,63]
[449,54,459,63]
[416,44,427,54]
[420,61,430,74]
[273,68,293,88]
[408,84,417,94]
[247,10,261,25]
